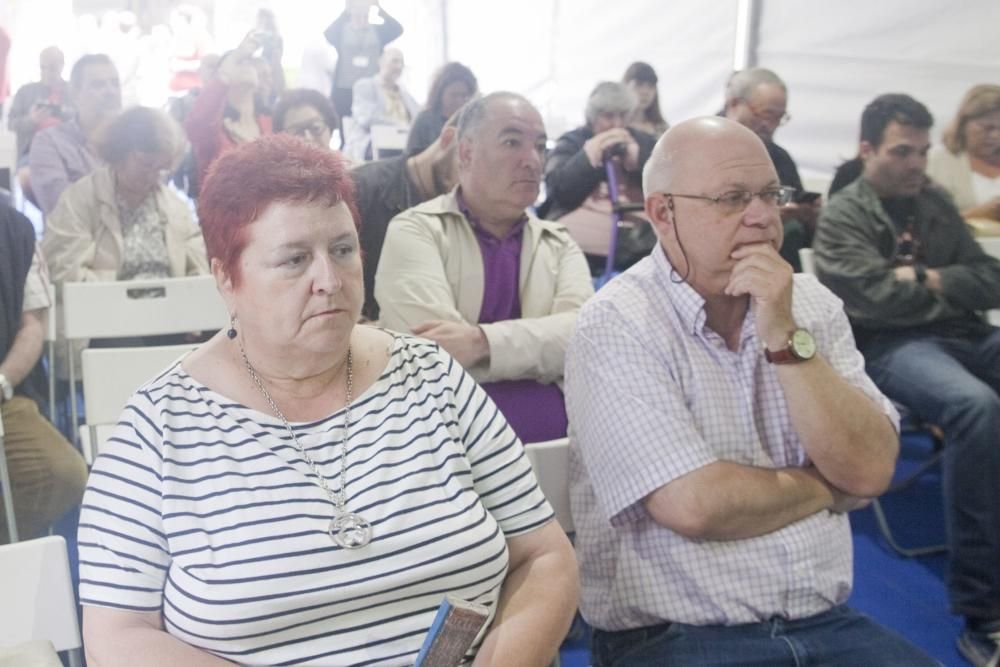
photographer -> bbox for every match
[7,47,67,162]
[184,31,273,188]
[540,81,656,270]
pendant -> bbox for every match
[329,512,373,549]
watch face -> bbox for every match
[791,329,816,360]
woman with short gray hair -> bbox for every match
[540,81,657,272]
[42,105,207,286]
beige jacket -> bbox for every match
[927,147,977,212]
[375,190,594,384]
[42,165,208,284]
[41,165,209,376]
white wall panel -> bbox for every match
[756,0,1000,182]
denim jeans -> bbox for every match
[591,605,938,666]
[863,328,1000,622]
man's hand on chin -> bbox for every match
[725,242,796,350]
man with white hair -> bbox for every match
[565,116,936,665]
[724,67,820,271]
[7,46,68,162]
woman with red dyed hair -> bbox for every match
[77,134,579,666]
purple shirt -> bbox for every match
[456,188,568,443]
[28,118,100,214]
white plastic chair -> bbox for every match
[370,124,410,160]
[523,437,573,533]
[0,536,82,667]
[79,344,196,464]
[45,282,56,422]
[61,275,227,442]
[977,237,1000,326]
[798,247,817,276]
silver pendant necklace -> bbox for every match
[240,344,373,549]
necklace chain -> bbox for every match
[240,344,353,511]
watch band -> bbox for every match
[764,347,798,364]
[764,329,816,365]
[914,263,928,284]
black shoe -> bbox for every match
[957,621,1000,667]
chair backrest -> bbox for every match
[370,124,409,160]
[523,437,573,533]
[798,247,817,276]
[45,283,57,421]
[0,536,82,656]
[80,344,196,462]
[62,274,227,341]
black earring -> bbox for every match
[227,316,237,339]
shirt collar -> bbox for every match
[652,244,706,336]
[652,244,756,345]
[455,187,528,242]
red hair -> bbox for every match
[197,134,360,286]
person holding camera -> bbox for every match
[7,47,67,163]
[184,31,273,189]
[540,81,656,272]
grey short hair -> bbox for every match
[585,81,636,126]
[724,67,786,103]
[642,135,671,195]
[457,91,535,141]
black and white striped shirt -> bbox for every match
[79,336,554,666]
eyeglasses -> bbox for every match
[969,118,1000,135]
[286,120,330,140]
[740,99,791,126]
[664,186,795,213]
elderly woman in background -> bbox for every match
[405,61,477,156]
[43,106,207,285]
[622,61,669,138]
[185,31,273,187]
[928,84,1000,222]
[273,87,340,149]
[540,81,657,272]
[78,134,578,667]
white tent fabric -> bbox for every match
[757,0,1000,184]
[443,0,1000,186]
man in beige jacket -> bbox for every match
[375,91,594,442]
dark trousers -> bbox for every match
[591,605,937,666]
[864,327,1000,622]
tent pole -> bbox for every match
[733,0,761,71]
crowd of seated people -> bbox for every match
[3,22,1000,666]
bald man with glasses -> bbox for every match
[564,117,935,666]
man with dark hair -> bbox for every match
[28,53,121,214]
[724,67,820,271]
[814,93,1000,667]
[1,203,88,543]
[375,92,593,444]
[352,116,459,320]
